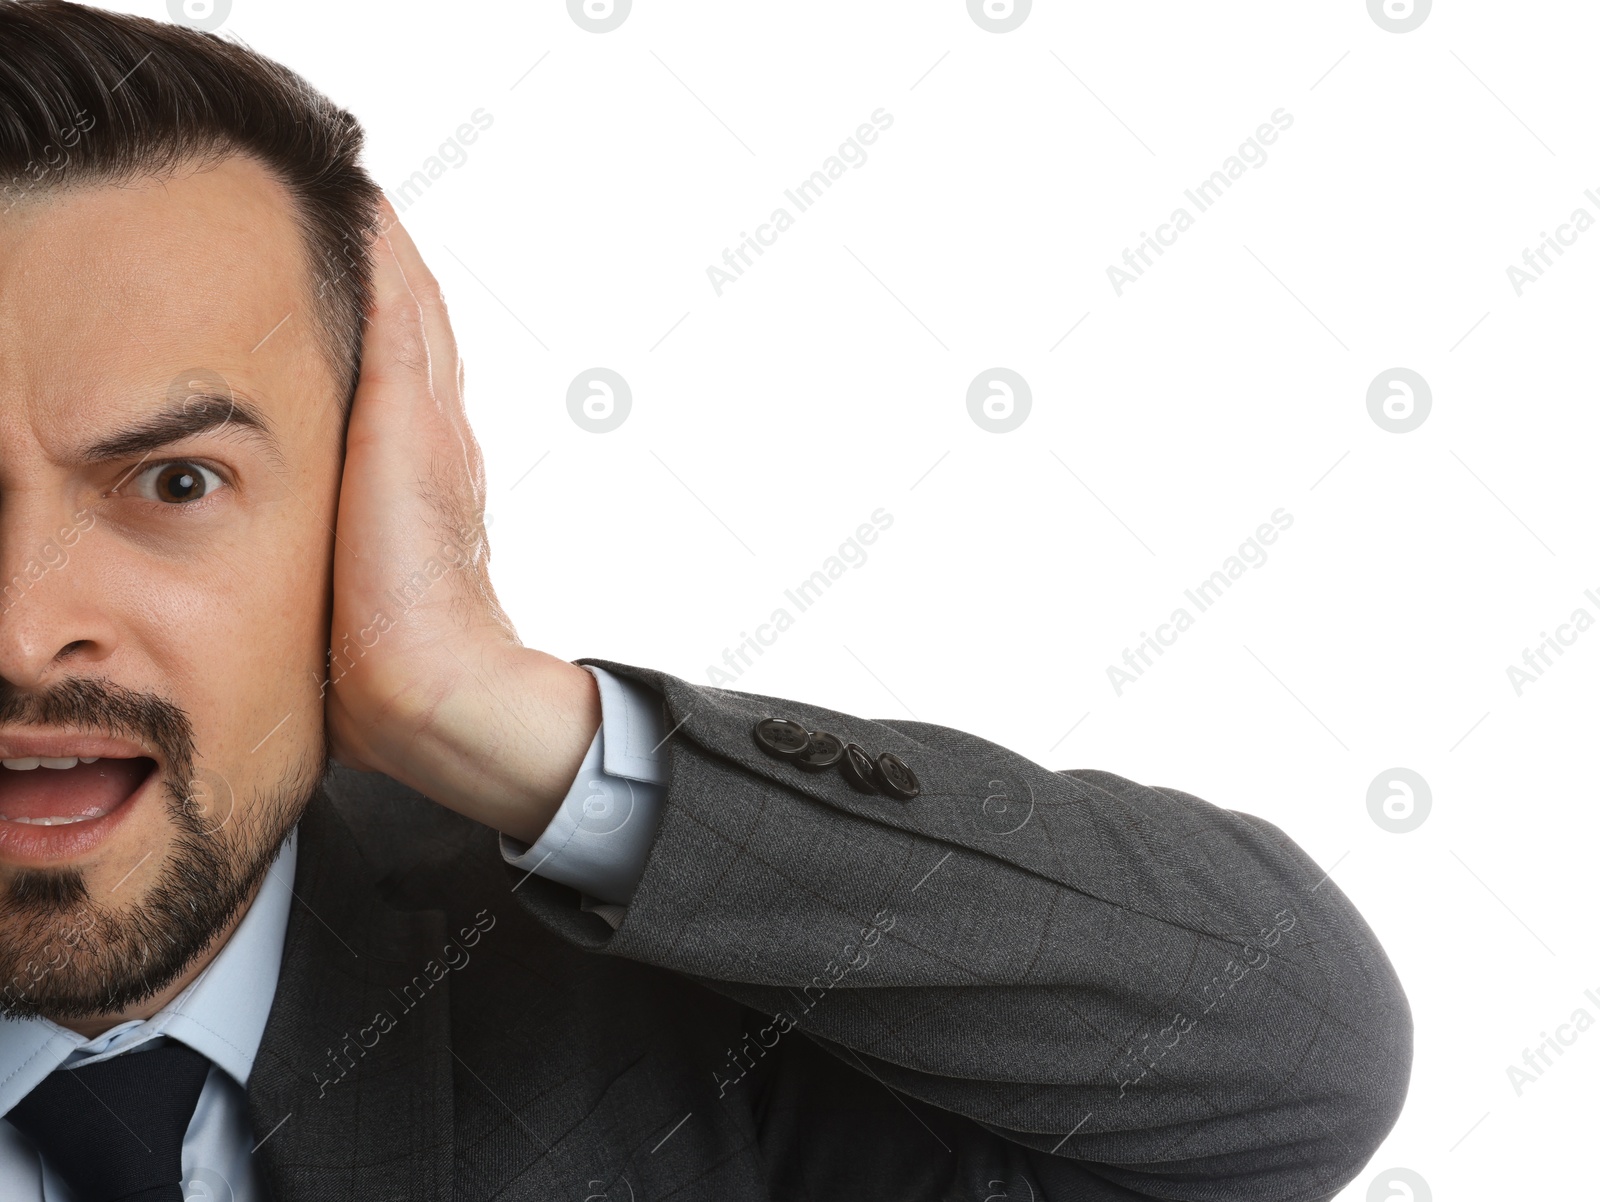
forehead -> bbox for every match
[0,155,325,437]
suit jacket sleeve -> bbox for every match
[505,657,1413,1202]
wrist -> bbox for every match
[370,643,602,843]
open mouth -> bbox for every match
[0,756,158,826]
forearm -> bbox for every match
[507,659,1412,1202]
[363,644,602,845]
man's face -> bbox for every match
[0,156,346,1018]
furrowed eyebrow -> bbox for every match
[78,392,286,472]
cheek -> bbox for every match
[107,515,335,781]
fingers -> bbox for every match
[376,207,487,502]
[356,201,488,525]
[358,204,468,430]
[371,200,463,417]
[357,211,432,402]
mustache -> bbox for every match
[0,676,195,778]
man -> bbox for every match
[0,2,1411,1199]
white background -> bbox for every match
[134,0,1600,1196]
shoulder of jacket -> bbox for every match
[318,764,492,898]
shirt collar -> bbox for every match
[0,824,298,1115]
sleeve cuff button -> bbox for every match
[792,730,845,772]
[839,742,879,793]
[753,716,810,758]
[873,751,921,801]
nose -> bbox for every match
[0,500,113,688]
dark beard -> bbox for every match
[0,677,326,1020]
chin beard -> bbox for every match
[0,754,325,1021]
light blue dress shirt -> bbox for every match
[0,663,667,1201]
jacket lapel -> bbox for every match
[246,789,455,1200]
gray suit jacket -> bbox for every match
[245,658,1411,1201]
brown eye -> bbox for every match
[132,460,223,504]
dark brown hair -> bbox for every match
[0,0,383,408]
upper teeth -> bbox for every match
[1,756,99,770]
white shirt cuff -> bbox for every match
[498,664,667,914]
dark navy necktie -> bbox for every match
[6,1041,212,1202]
